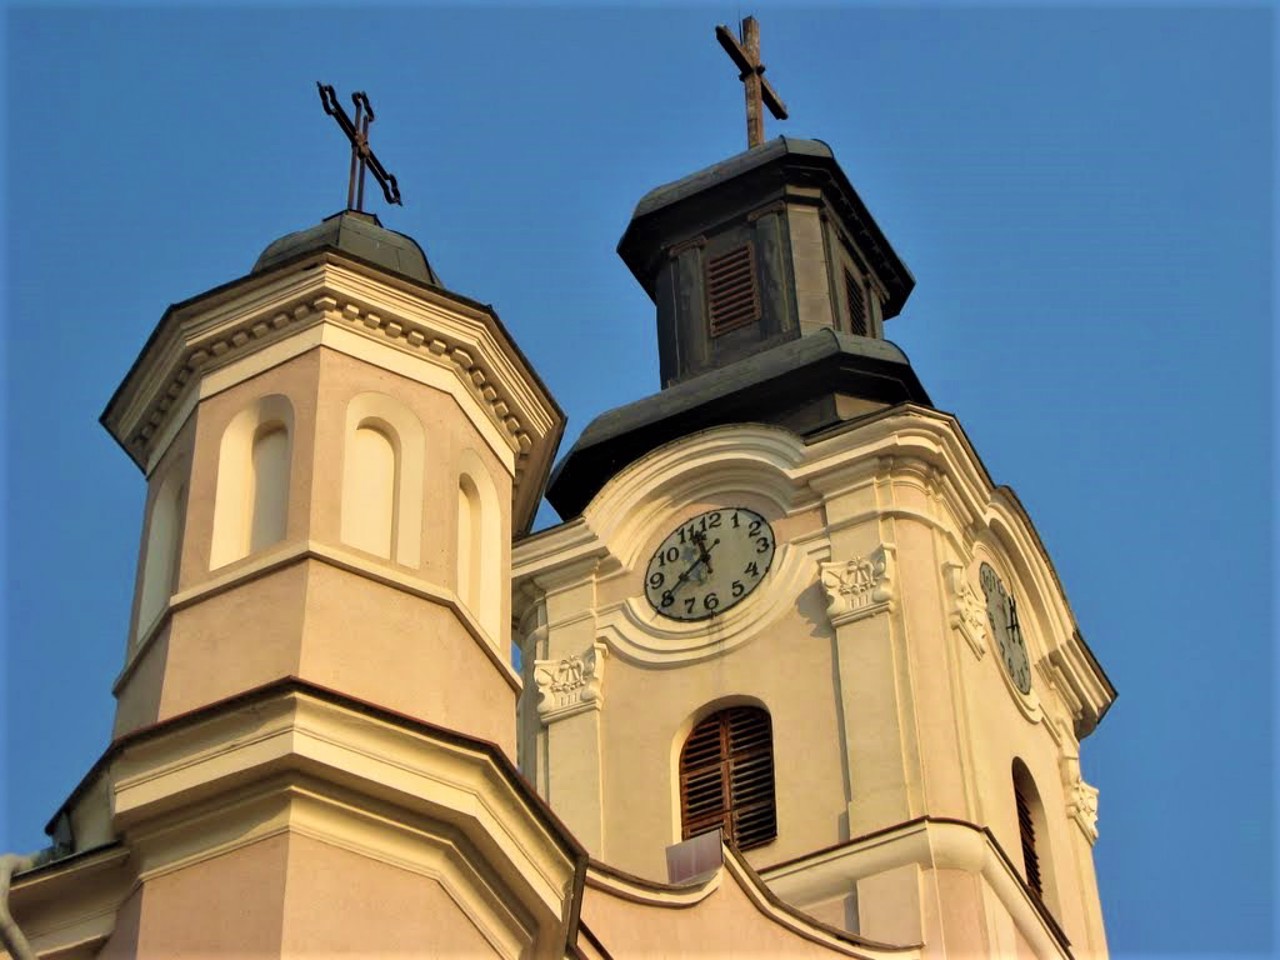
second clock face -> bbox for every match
[979,562,1032,695]
[645,507,776,621]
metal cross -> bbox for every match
[716,16,788,149]
[316,82,402,212]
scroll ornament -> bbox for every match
[533,643,606,723]
[820,545,895,626]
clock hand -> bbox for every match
[697,536,720,574]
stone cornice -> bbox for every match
[95,684,581,944]
[6,844,131,959]
[760,816,1073,959]
[102,256,563,532]
[584,845,920,959]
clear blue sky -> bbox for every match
[3,5,1274,957]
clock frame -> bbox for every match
[644,507,775,621]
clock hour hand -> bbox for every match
[696,535,719,574]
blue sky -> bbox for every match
[2,5,1274,956]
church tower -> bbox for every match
[513,17,1115,960]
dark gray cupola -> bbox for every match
[618,136,915,388]
[253,209,441,287]
[546,137,932,520]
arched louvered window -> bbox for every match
[1013,760,1044,898]
[706,244,760,336]
[679,706,776,850]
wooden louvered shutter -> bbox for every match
[1015,783,1043,897]
[679,707,777,850]
[844,268,868,336]
[706,245,761,336]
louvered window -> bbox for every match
[679,706,777,850]
[1015,780,1043,897]
[706,245,760,336]
[844,268,868,336]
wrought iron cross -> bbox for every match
[316,82,402,211]
[716,16,788,149]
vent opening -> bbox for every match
[707,245,761,337]
[679,706,776,850]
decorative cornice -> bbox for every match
[820,544,895,627]
[533,643,607,724]
[122,291,533,473]
[103,258,564,532]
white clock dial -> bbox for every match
[644,508,775,621]
[979,562,1032,694]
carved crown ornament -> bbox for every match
[1061,754,1100,843]
[819,544,895,626]
[533,643,607,723]
[942,561,987,658]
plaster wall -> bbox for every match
[99,833,289,958]
[279,833,503,959]
[582,874,870,959]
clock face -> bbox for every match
[979,562,1032,694]
[644,508,776,621]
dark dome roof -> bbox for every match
[252,210,441,286]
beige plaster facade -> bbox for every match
[512,411,1112,958]
[5,163,1113,959]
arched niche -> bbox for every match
[456,448,502,642]
[210,394,294,569]
[340,392,425,567]
[136,467,187,643]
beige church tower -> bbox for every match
[513,136,1115,956]
[4,31,1114,960]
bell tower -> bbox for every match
[514,20,1115,960]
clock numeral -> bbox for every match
[755,537,771,554]
[648,572,664,589]
[704,592,719,611]
[660,590,675,608]
[730,512,740,528]
[684,597,696,614]
[749,519,762,536]
[731,580,745,598]
[707,511,722,529]
[744,561,759,578]
[659,546,679,565]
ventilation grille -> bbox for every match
[707,245,761,336]
[844,268,868,336]
[679,707,776,850]
[1016,785,1043,897]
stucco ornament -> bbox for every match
[943,561,988,658]
[533,643,607,723]
[1061,754,1100,843]
[820,545,895,626]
